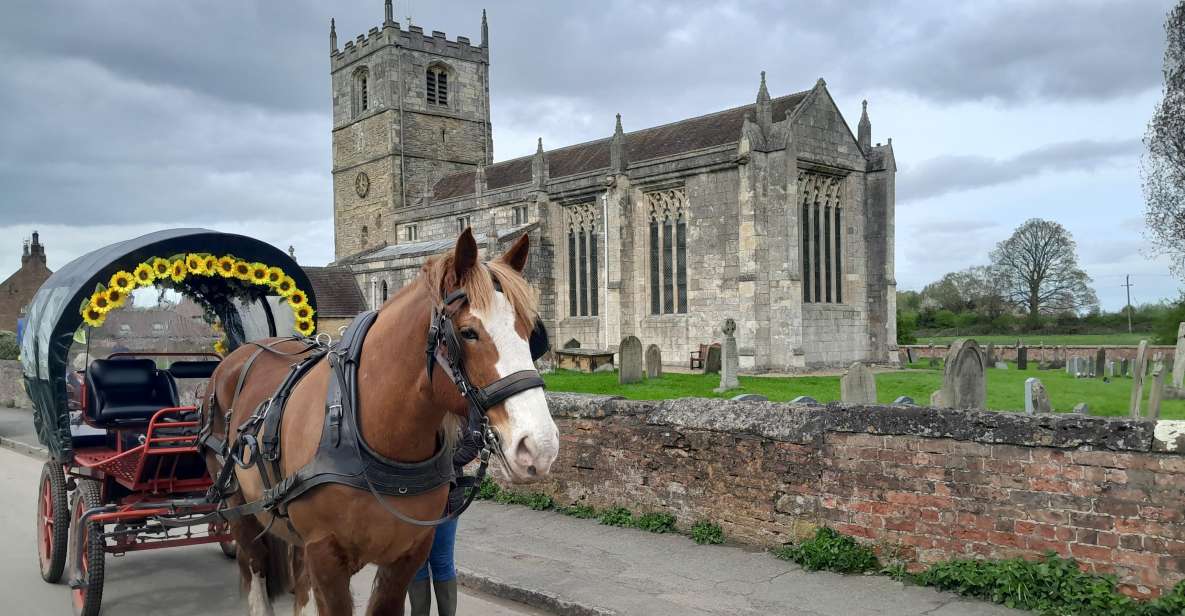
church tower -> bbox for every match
[330,2,492,260]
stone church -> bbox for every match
[0,232,52,333]
[329,2,897,371]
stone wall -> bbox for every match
[0,360,31,408]
[536,393,1185,598]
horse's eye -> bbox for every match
[460,328,479,341]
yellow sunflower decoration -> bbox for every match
[109,271,135,294]
[82,305,105,327]
[232,260,252,280]
[152,257,171,278]
[287,289,308,310]
[133,263,155,286]
[169,259,187,283]
[185,253,207,275]
[294,305,315,321]
[249,262,269,285]
[104,287,127,309]
[213,340,227,356]
[266,266,284,286]
[216,255,236,278]
[202,255,218,273]
[295,318,316,337]
[274,276,295,297]
[89,291,112,313]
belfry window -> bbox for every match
[646,188,688,315]
[566,203,598,317]
[353,66,370,117]
[426,66,449,106]
[799,171,844,304]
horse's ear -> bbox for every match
[500,233,530,273]
[453,227,479,282]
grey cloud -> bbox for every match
[899,138,1142,202]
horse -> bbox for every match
[201,230,559,615]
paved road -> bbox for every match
[0,446,549,615]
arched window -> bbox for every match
[353,66,370,117]
[381,280,389,302]
[426,65,449,106]
[375,213,383,231]
[361,225,369,247]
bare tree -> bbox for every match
[989,219,1098,319]
[1143,2,1185,274]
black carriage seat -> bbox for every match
[85,358,180,427]
[167,360,220,380]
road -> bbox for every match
[0,446,548,615]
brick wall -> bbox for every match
[905,344,1175,364]
[537,393,1185,598]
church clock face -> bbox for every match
[354,171,370,198]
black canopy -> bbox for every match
[20,228,316,461]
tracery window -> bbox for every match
[353,66,370,117]
[426,65,449,106]
[645,188,687,315]
[566,203,598,317]
[381,281,388,302]
[799,171,844,304]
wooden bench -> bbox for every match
[689,343,708,369]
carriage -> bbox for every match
[21,229,317,616]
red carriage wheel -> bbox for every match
[36,462,70,583]
[70,480,105,616]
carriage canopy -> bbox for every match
[20,228,317,460]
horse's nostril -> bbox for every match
[514,435,535,467]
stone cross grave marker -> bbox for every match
[645,344,662,379]
[1149,354,1167,419]
[715,319,739,392]
[941,339,986,410]
[1174,323,1185,389]
[1129,340,1150,417]
[1096,348,1106,379]
[1024,377,1052,415]
[618,335,644,384]
[840,362,877,404]
[1017,346,1028,370]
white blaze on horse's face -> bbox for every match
[472,291,559,482]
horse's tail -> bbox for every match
[263,532,295,598]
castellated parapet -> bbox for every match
[332,21,487,73]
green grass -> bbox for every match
[916,333,1155,346]
[543,364,1185,418]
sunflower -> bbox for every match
[202,255,218,273]
[152,257,171,278]
[294,305,315,321]
[216,255,237,278]
[104,287,127,308]
[132,263,155,287]
[213,340,227,356]
[294,318,316,337]
[274,276,296,297]
[82,305,105,327]
[169,259,187,283]
[249,262,269,285]
[232,260,252,280]
[185,253,207,275]
[89,292,112,313]
[287,289,308,309]
[109,270,135,294]
[265,266,285,286]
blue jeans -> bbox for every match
[414,517,458,582]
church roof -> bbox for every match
[302,266,367,317]
[433,90,810,200]
[338,223,535,265]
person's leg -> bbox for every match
[428,518,459,616]
[407,560,432,615]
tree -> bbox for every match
[989,219,1098,319]
[1143,2,1185,275]
[920,266,1009,318]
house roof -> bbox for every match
[433,90,810,201]
[302,266,367,317]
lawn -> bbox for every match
[543,362,1185,419]
[915,333,1156,346]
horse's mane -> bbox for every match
[419,252,539,332]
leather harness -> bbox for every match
[195,282,549,532]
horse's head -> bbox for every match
[432,229,559,483]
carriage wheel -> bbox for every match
[70,480,105,616]
[36,462,70,583]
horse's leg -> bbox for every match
[364,539,432,616]
[234,515,276,616]
[303,536,354,616]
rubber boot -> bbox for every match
[432,579,458,616]
[408,578,432,616]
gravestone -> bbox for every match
[563,338,581,349]
[929,390,944,407]
[715,319,740,392]
[618,336,644,384]
[1066,357,1074,375]
[1129,340,1150,417]
[704,344,722,375]
[985,343,996,365]
[1120,358,1130,377]
[892,396,917,405]
[731,393,768,402]
[1072,403,1089,415]
[940,339,987,410]
[1017,347,1028,370]
[1105,361,1115,378]
[1095,348,1106,379]
[1024,377,1052,415]
[645,344,663,379]
[904,347,915,364]
[840,362,877,404]
[1174,323,1185,389]
[995,362,1008,370]
[927,357,940,368]
[790,395,819,404]
[1149,359,1167,420]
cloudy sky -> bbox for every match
[0,0,1178,310]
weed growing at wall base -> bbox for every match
[634,512,677,533]
[690,520,724,545]
[774,527,880,574]
[598,507,633,527]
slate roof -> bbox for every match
[433,90,810,201]
[339,223,536,265]
[302,266,367,317]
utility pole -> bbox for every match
[1122,275,1134,333]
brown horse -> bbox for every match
[202,230,559,615]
